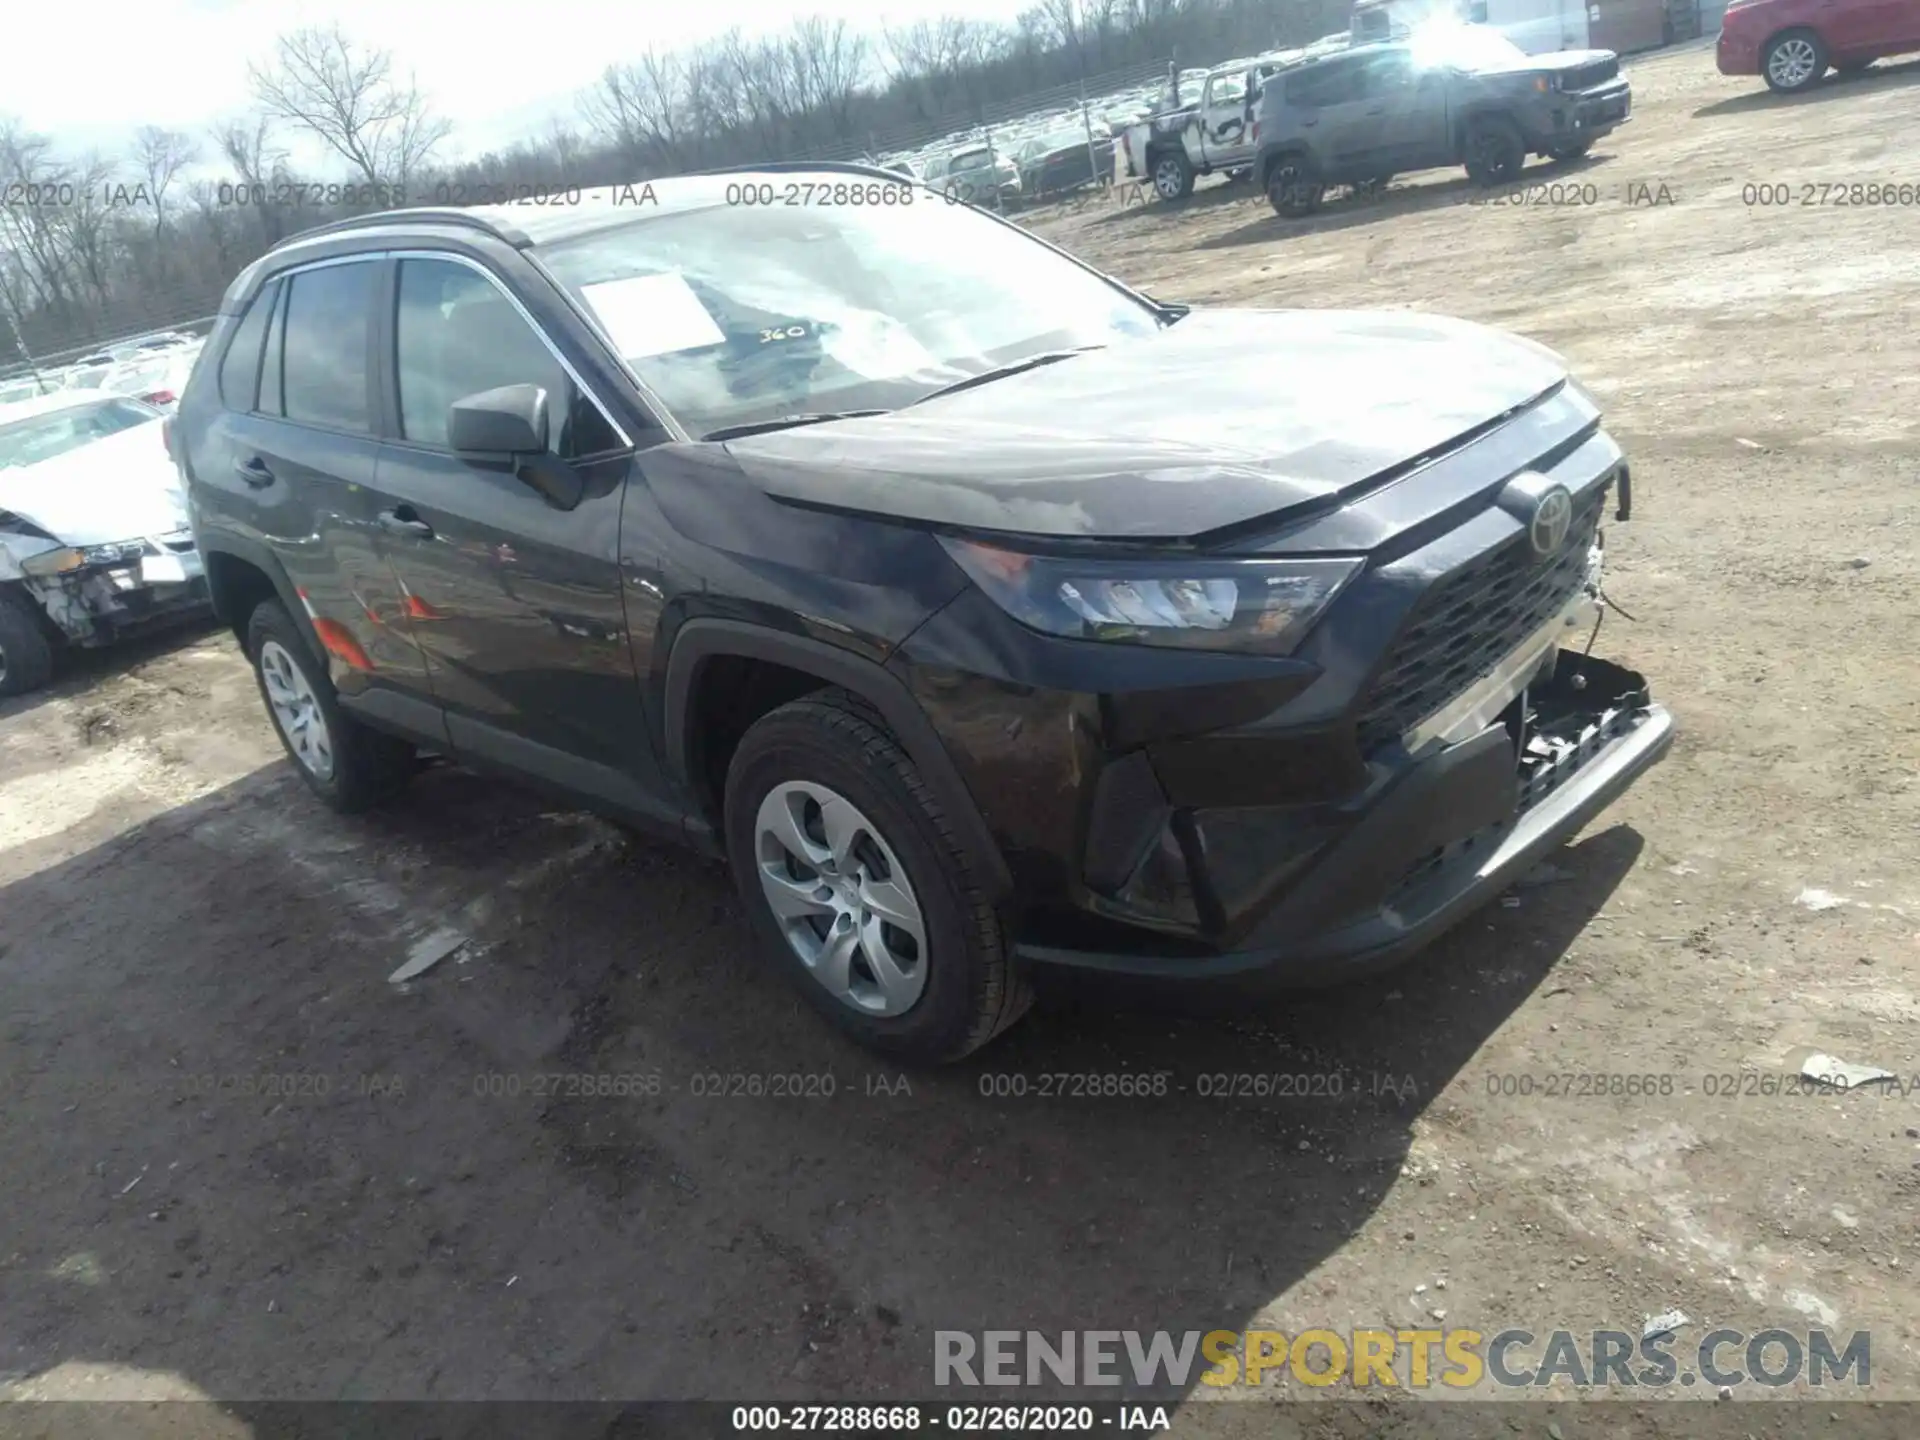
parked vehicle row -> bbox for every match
[170,170,1669,1063]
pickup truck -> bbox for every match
[1119,51,1308,202]
[1254,26,1630,216]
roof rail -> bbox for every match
[692,159,920,184]
[279,206,534,251]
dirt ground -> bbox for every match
[3,41,1919,1436]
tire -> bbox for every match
[1150,149,1195,201]
[246,599,416,813]
[1265,154,1324,216]
[0,588,55,698]
[1763,29,1827,92]
[723,689,1030,1064]
[1545,139,1593,162]
[1464,117,1527,187]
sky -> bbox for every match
[14,0,1036,170]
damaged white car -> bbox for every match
[0,392,210,697]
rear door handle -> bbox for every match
[377,507,434,540]
[234,456,274,488]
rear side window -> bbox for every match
[259,284,286,416]
[1288,60,1365,106]
[281,261,377,432]
[217,281,277,412]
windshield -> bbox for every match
[1410,20,1529,69]
[0,398,158,469]
[539,198,1162,439]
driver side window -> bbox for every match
[393,257,621,460]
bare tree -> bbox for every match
[214,115,290,244]
[132,126,200,236]
[248,25,451,190]
[581,49,693,170]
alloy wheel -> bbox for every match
[754,780,927,1017]
[259,639,335,781]
[1768,36,1819,88]
[1153,157,1186,200]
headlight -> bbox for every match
[941,537,1360,655]
[21,546,85,576]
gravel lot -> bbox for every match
[3,42,1918,1435]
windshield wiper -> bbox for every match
[701,410,889,442]
[908,345,1105,406]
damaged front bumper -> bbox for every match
[1015,650,1673,982]
[22,530,211,647]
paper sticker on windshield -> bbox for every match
[579,273,725,359]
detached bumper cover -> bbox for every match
[1016,661,1673,981]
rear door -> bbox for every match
[1284,57,1383,177]
[211,257,437,709]
[368,251,667,815]
[1364,50,1454,172]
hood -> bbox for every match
[1529,48,1619,71]
[0,419,188,546]
[722,308,1567,541]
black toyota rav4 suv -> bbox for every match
[174,164,1672,1063]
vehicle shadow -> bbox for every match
[0,756,1647,1409]
[0,613,224,725]
[1195,153,1616,250]
[1692,55,1920,116]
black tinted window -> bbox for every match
[1288,60,1365,106]
[393,257,620,459]
[217,280,277,412]
[259,284,286,416]
[281,262,375,432]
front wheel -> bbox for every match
[246,600,417,813]
[1464,118,1526,186]
[1150,149,1195,201]
[0,588,55,698]
[724,690,1030,1064]
[1763,29,1828,91]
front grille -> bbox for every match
[1561,57,1620,89]
[1354,486,1605,754]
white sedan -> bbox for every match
[0,391,209,696]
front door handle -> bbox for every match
[378,507,434,540]
[234,456,274,488]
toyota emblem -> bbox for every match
[1529,486,1573,556]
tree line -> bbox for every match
[1,0,1348,361]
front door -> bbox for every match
[369,254,671,821]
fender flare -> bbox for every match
[662,618,1012,898]
[198,530,322,661]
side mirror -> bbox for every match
[447,383,584,511]
[448,383,548,456]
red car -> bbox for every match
[1717,0,1920,91]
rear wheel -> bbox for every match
[1150,149,1195,201]
[1763,29,1827,91]
[1464,117,1527,186]
[246,600,416,812]
[0,588,54,698]
[724,690,1030,1064]
[1265,155,1324,216]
